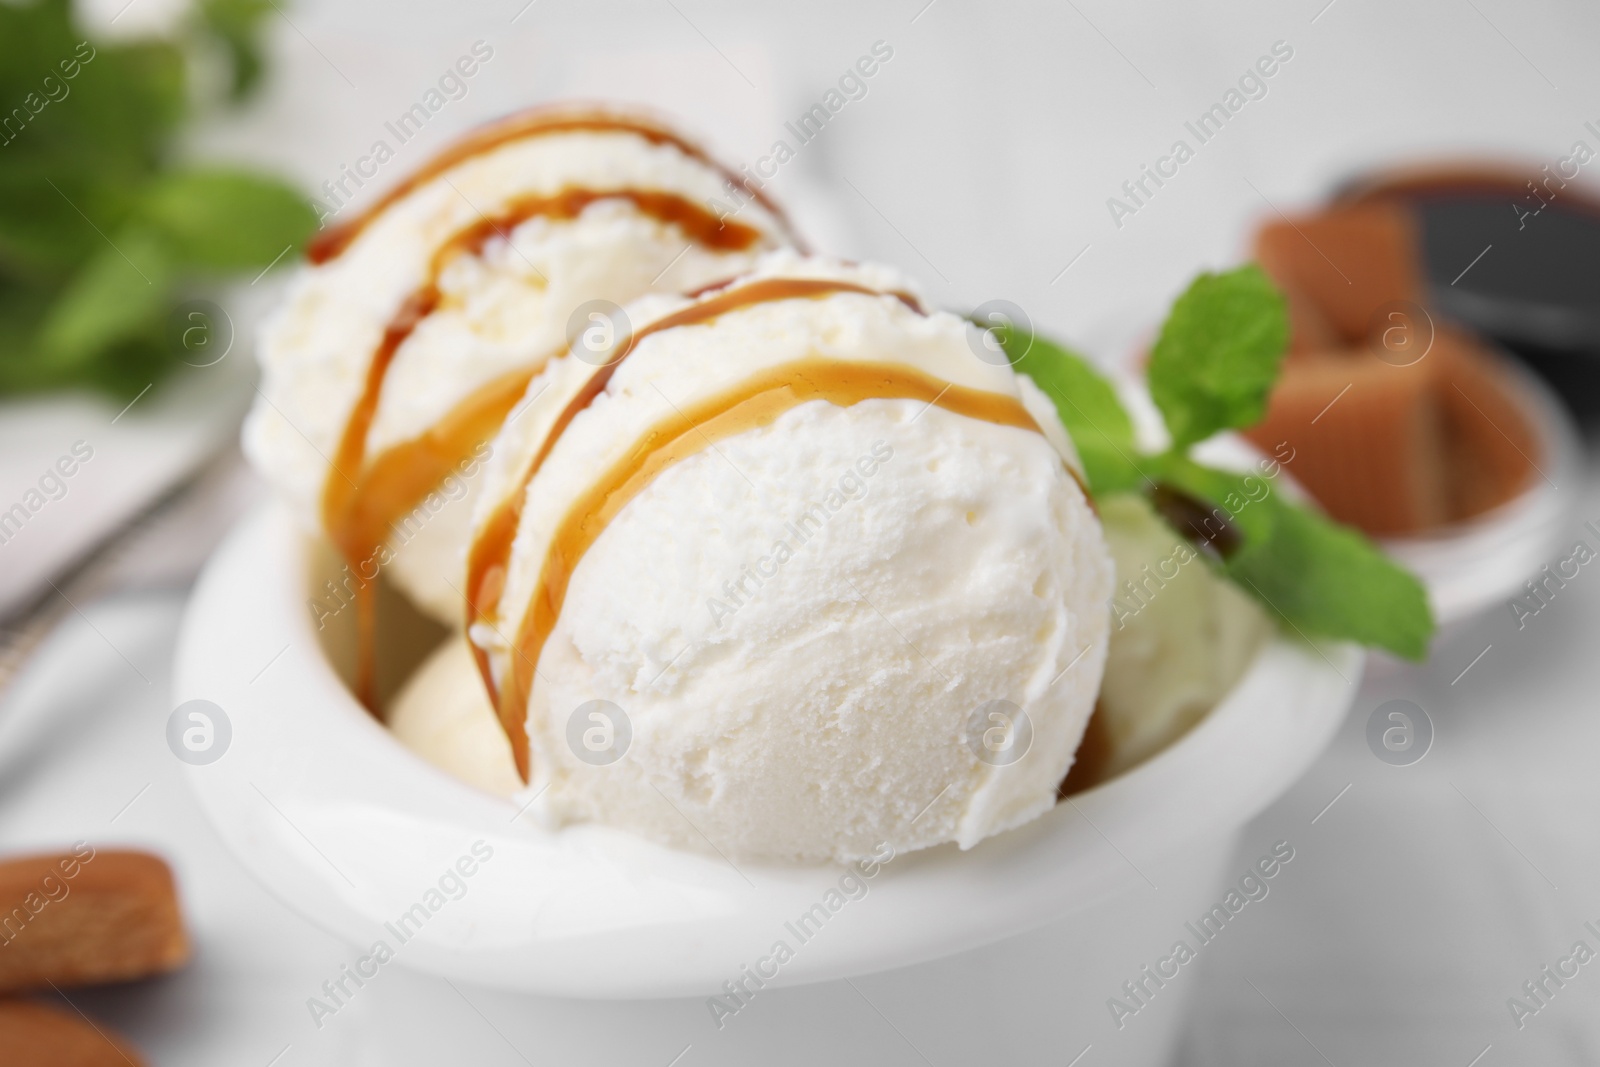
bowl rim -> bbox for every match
[173,501,1361,998]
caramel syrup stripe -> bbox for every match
[314,115,778,709]
[464,277,1078,781]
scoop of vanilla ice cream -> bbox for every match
[1094,493,1271,778]
[245,114,792,623]
[469,255,1113,863]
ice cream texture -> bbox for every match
[244,107,794,634]
[427,254,1116,863]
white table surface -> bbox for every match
[8,0,1600,1061]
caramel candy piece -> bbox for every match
[0,850,189,995]
[1255,202,1423,342]
[1281,280,1344,357]
[1244,331,1539,535]
[1432,329,1540,519]
[1244,349,1449,535]
[1249,196,1541,536]
[0,999,146,1067]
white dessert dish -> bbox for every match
[173,497,1360,999]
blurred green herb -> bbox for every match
[1002,265,1434,660]
[0,0,315,397]
[1147,264,1288,449]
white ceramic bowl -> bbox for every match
[173,502,1361,1000]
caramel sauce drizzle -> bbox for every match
[463,277,1053,780]
[318,188,763,709]
[307,107,795,265]
[463,279,917,715]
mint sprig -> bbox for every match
[0,0,313,397]
[1006,266,1435,660]
[1149,264,1288,449]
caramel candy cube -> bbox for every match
[1244,349,1449,535]
[0,999,147,1066]
[1255,202,1424,342]
[0,850,189,995]
[1281,280,1345,357]
[1431,329,1540,519]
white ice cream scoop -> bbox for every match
[244,106,796,641]
[460,253,1114,863]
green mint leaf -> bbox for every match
[1151,456,1434,659]
[4,330,175,398]
[1004,330,1145,494]
[141,167,316,272]
[0,162,105,280]
[0,0,78,100]
[37,228,173,366]
[1148,264,1288,449]
[0,0,282,397]
[93,334,181,397]
[0,284,51,391]
[26,40,189,183]
[1228,503,1433,660]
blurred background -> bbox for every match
[3,0,1600,1063]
